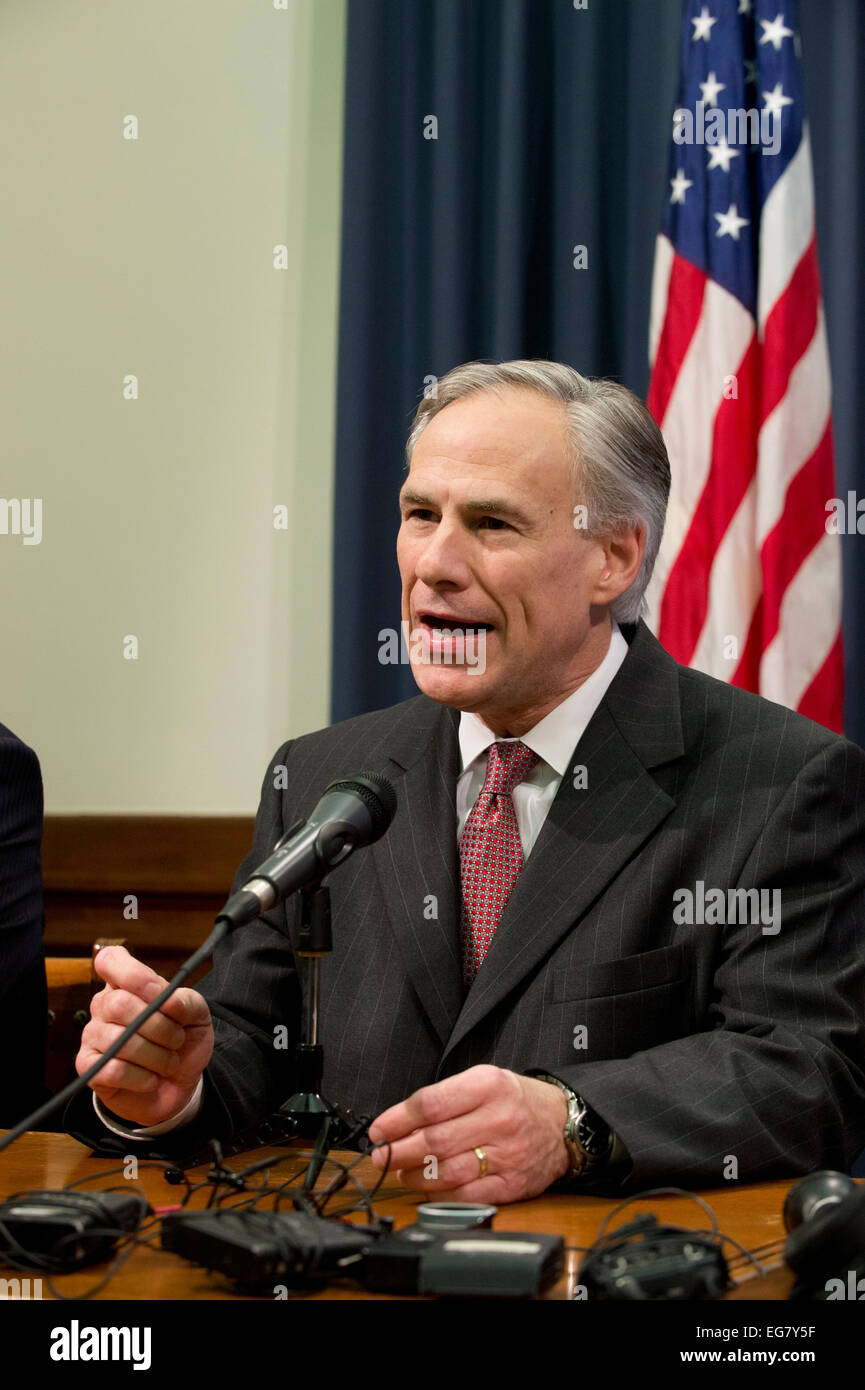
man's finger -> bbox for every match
[368,1065,503,1144]
[92,945,167,1000]
[395,1149,498,1191]
[394,1162,516,1205]
[369,1108,500,1172]
[148,986,211,1029]
[82,1021,183,1080]
[403,1174,514,1204]
[77,1050,161,1093]
[94,989,187,1050]
[92,960,211,1033]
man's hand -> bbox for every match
[75,945,214,1127]
[367,1065,571,1203]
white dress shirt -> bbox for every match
[457,621,629,855]
[95,622,629,1141]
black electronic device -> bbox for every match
[783,1170,865,1300]
[577,1213,730,1300]
[160,1207,373,1291]
[161,1201,564,1298]
[0,1189,150,1270]
[362,1202,565,1297]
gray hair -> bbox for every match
[405,360,670,623]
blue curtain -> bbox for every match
[332,0,865,746]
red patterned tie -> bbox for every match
[459,740,540,984]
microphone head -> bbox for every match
[321,772,397,841]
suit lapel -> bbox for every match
[368,622,685,1059]
[440,621,685,1062]
[369,698,465,1046]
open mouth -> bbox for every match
[418,612,495,637]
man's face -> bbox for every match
[397,388,614,734]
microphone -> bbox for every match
[0,774,396,1157]
[217,772,397,929]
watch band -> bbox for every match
[531,1071,615,1181]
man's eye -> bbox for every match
[478,516,510,530]
[407,508,437,522]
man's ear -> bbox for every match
[590,524,645,607]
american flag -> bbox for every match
[646,0,843,732]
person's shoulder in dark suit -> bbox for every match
[615,618,860,778]
[0,722,47,1125]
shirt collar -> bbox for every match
[458,621,630,778]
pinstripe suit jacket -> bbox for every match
[69,621,865,1186]
[0,722,46,1126]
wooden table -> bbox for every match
[0,1130,794,1300]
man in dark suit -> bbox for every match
[69,362,865,1199]
[0,722,46,1126]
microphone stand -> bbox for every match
[174,882,369,1183]
[273,880,347,1190]
[0,773,396,1181]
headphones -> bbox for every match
[783,1170,865,1298]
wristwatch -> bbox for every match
[532,1072,615,1181]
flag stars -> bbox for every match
[738,0,752,13]
[707,140,740,173]
[759,13,794,51]
[691,6,717,42]
[699,71,726,107]
[670,168,694,204]
[762,82,793,120]
[744,58,759,85]
[715,204,750,240]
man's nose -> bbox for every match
[414,520,473,588]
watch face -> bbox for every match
[577,1106,612,1159]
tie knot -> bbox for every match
[483,740,539,798]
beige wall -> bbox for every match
[0,0,346,813]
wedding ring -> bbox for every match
[474,1146,488,1178]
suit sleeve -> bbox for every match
[194,739,304,1138]
[551,736,865,1190]
[65,741,302,1156]
[0,732,47,1126]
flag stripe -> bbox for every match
[730,417,834,689]
[669,265,827,672]
[647,6,842,733]
[649,234,676,369]
[759,421,834,645]
[760,237,820,422]
[757,123,816,331]
[796,629,844,733]
[730,593,764,693]
[756,308,831,545]
[647,281,754,611]
[647,253,707,426]
[658,336,760,664]
[759,527,842,708]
